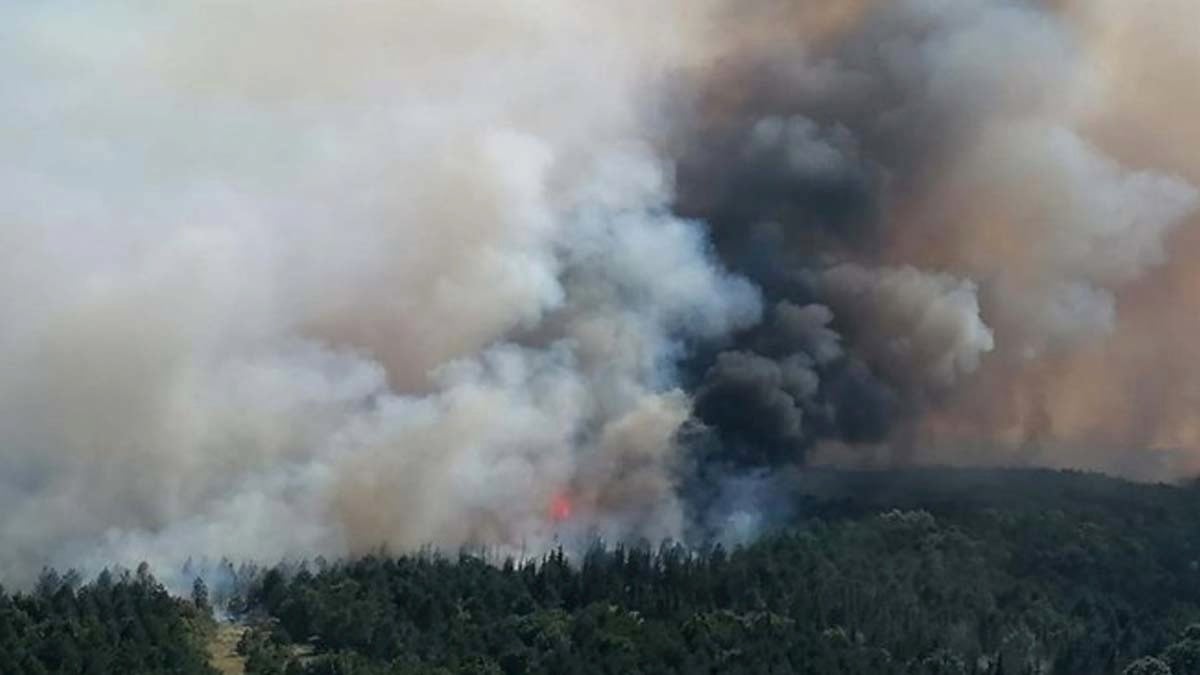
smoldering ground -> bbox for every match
[2,0,1200,587]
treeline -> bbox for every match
[6,468,1200,674]
[229,470,1200,674]
[0,563,216,674]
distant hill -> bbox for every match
[792,466,1195,518]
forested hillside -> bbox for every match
[0,564,216,674]
[7,468,1200,674]
[228,469,1200,675]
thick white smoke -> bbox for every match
[7,0,1200,586]
[0,0,757,586]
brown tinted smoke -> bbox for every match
[677,0,1200,481]
[1,0,1197,587]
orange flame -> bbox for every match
[549,493,573,522]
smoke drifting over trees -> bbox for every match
[3,0,1200,585]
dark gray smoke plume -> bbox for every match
[4,0,1200,586]
[675,0,1197,480]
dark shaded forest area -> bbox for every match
[6,468,1200,674]
[0,564,216,674]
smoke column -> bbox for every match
[676,0,1200,478]
[2,0,1199,585]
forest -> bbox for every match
[0,563,216,674]
[5,468,1200,674]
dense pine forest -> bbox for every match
[0,564,217,674]
[7,468,1200,674]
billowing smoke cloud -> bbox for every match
[4,0,1200,585]
[0,0,760,585]
[677,0,1200,476]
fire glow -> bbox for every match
[549,493,573,523]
